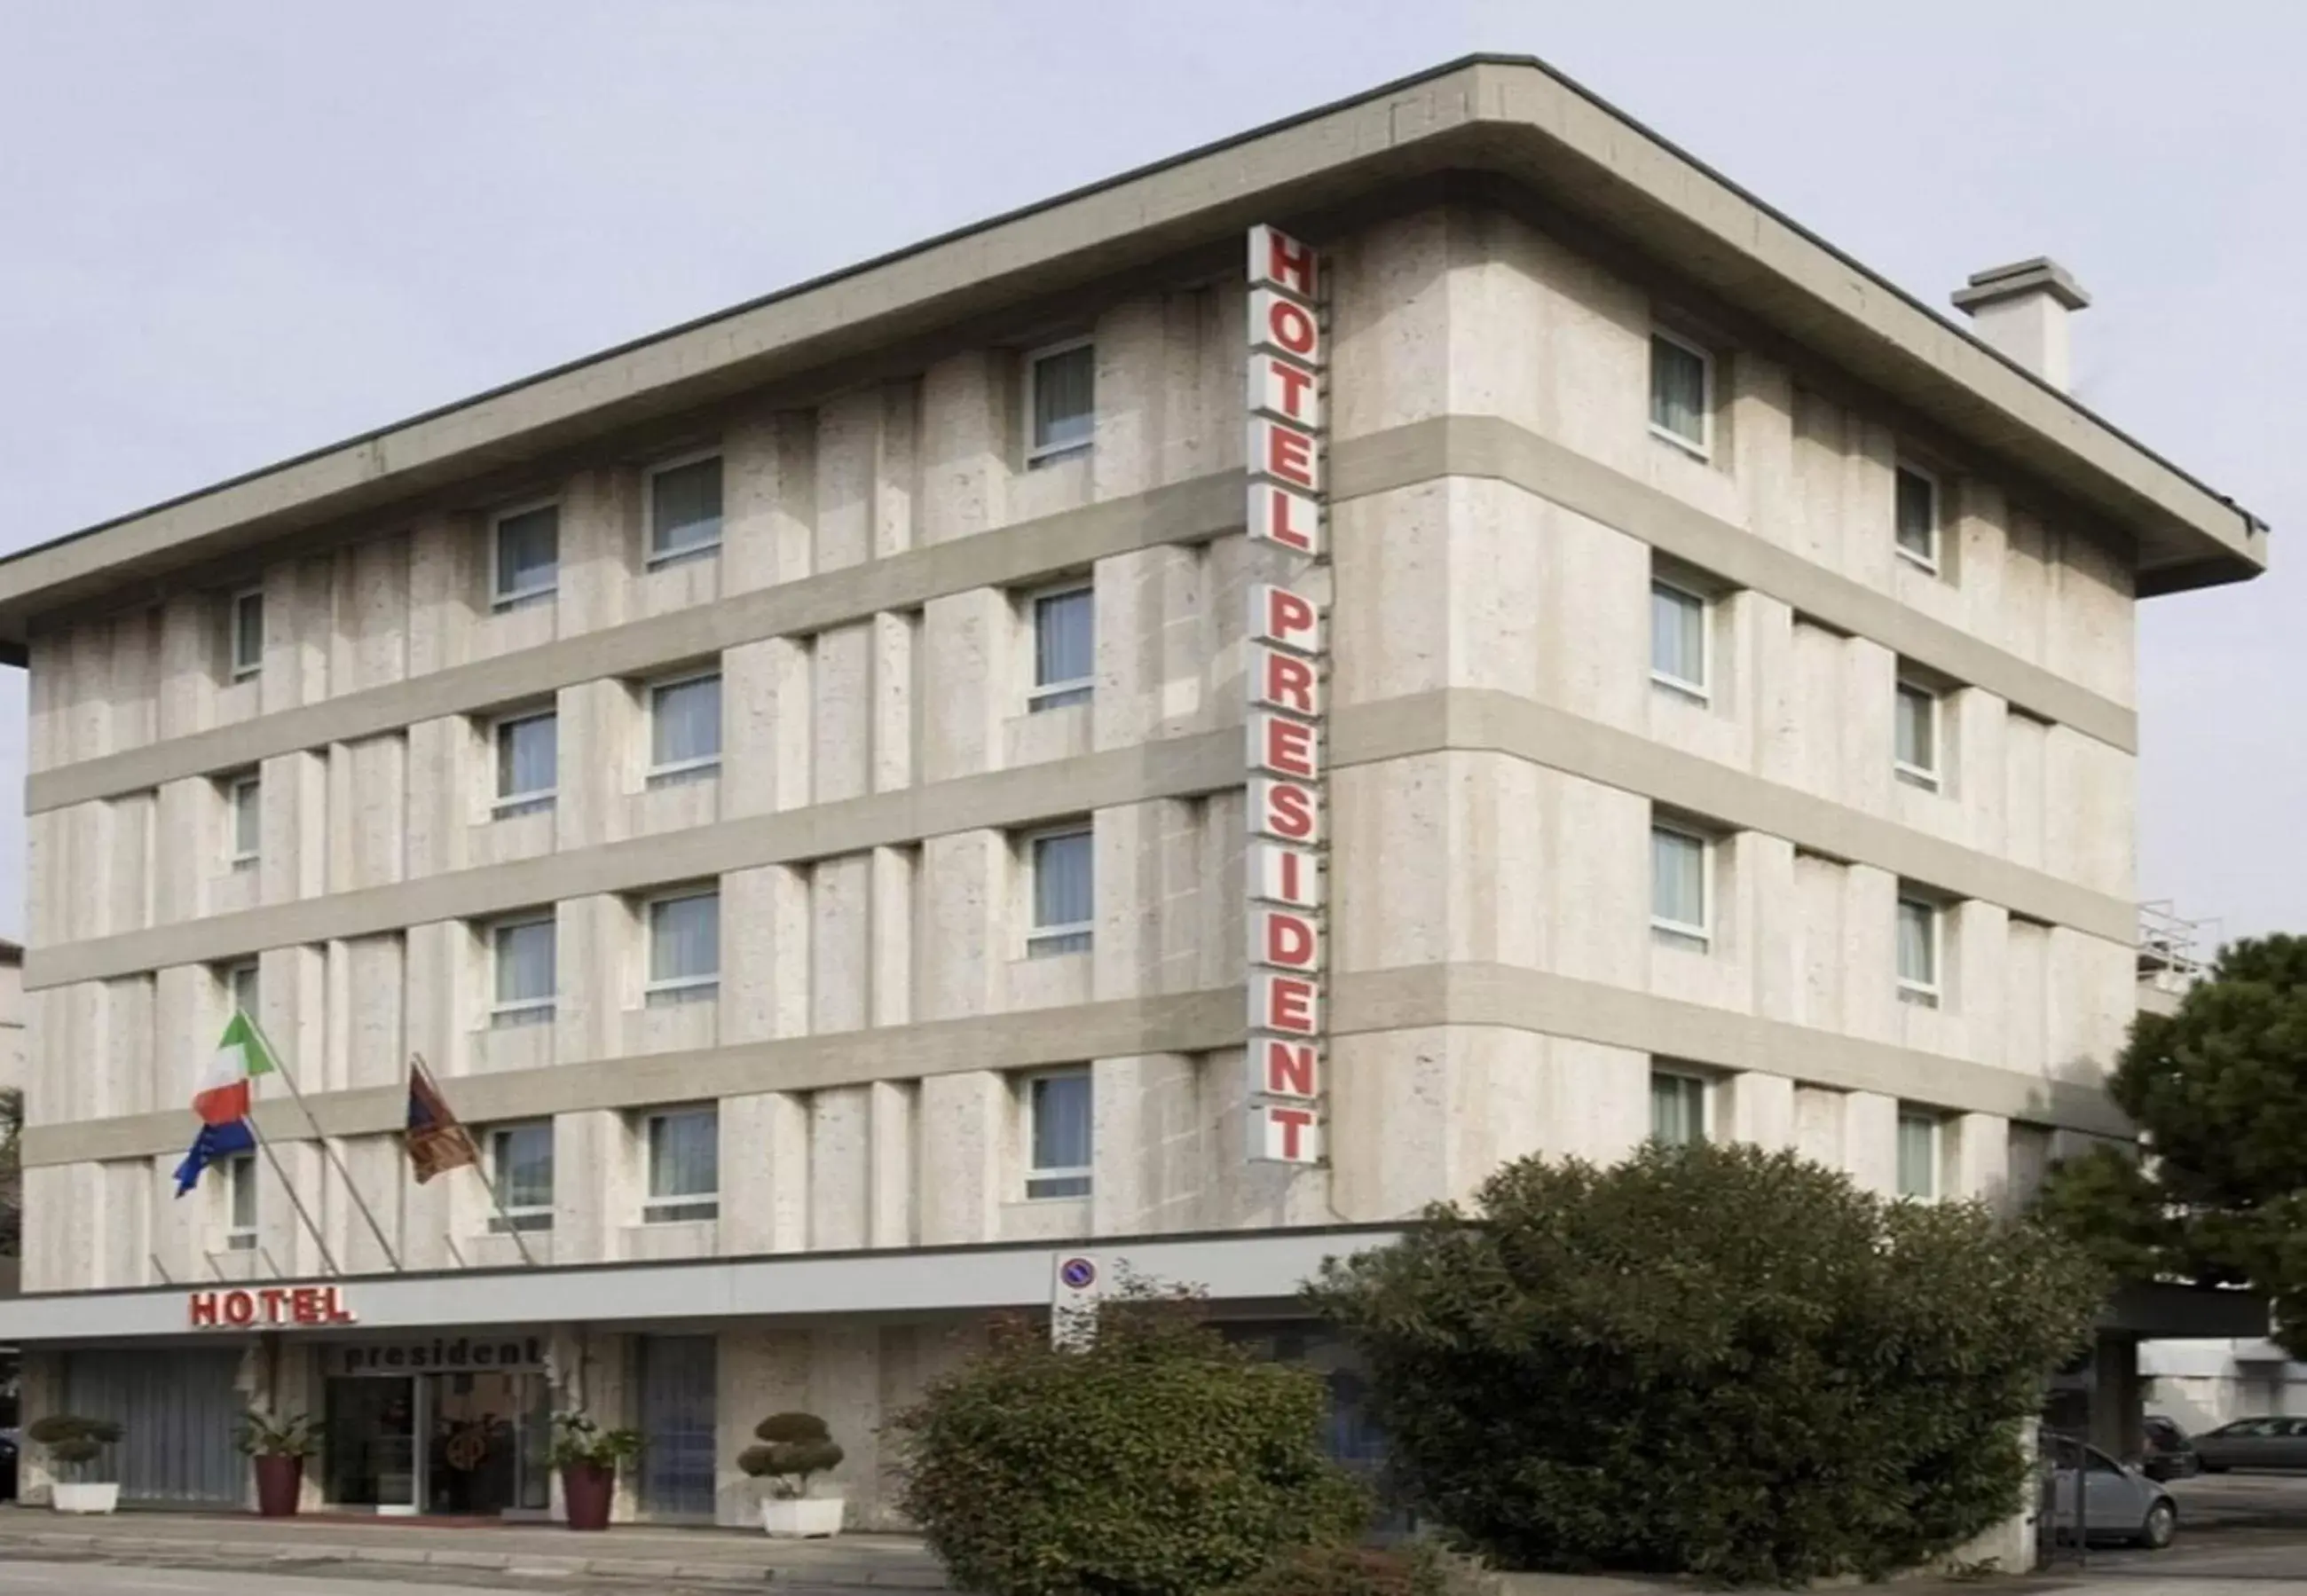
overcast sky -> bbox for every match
[0,1,2298,949]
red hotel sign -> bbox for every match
[189,1285,358,1329]
[1245,224,1325,1167]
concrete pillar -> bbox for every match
[720,406,815,596]
[723,636,812,818]
[1844,1089,1900,1195]
[2090,1335,2146,1463]
[1949,1111,2012,1209]
[1721,1071,1796,1151]
[918,1073,1004,1244]
[721,1090,808,1254]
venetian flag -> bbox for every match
[405,1064,480,1184]
[193,1011,279,1126]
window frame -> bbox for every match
[1649,822,1713,949]
[1027,579,1095,712]
[489,914,558,1029]
[1894,461,1942,573]
[489,498,562,611]
[644,888,722,1004]
[644,449,725,569]
[1023,1066,1093,1200]
[1648,327,1714,458]
[1897,894,1943,1008]
[225,1152,259,1251]
[1649,1068,1710,1148]
[487,1120,556,1232]
[1026,824,1095,957]
[642,1105,720,1223]
[229,586,265,680]
[1896,1106,1942,1200]
[491,706,559,817]
[1649,576,1712,701]
[1023,335,1096,465]
[1894,679,1941,791]
[647,669,725,782]
[227,774,262,867]
[226,961,260,1018]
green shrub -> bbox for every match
[894,1282,1369,1596]
[1215,1542,1463,1596]
[736,1411,845,1498]
[28,1414,123,1477]
[1309,1141,2102,1586]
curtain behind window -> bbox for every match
[652,676,722,768]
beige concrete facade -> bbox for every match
[0,57,2264,1528]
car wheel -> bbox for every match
[2138,1500,2177,1550]
[2201,1463,2229,1474]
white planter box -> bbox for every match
[761,1495,846,1538]
[52,1482,120,1514]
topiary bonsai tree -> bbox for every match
[28,1415,123,1482]
[1309,1141,2105,1587]
[894,1278,1369,1596]
[736,1412,844,1500]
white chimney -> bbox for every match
[1951,257,2090,391]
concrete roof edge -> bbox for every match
[0,51,2264,632]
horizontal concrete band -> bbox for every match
[21,956,2127,1168]
[25,685,2134,993]
[25,416,2133,817]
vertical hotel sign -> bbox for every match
[1245,224,1324,1166]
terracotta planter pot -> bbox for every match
[561,1462,615,1531]
[253,1454,304,1517]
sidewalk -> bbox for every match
[0,1504,952,1588]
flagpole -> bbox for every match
[412,1053,540,1269]
[244,1012,404,1272]
[247,1112,343,1278]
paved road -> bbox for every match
[0,1561,876,1596]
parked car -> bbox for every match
[2040,1434,2178,1549]
[2193,1416,2307,1473]
[2142,1414,2201,1481]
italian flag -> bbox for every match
[193,1011,278,1126]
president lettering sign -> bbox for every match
[188,1284,357,1329]
[1246,224,1325,1167]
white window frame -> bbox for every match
[642,1105,720,1223]
[1649,576,1711,701]
[1649,822,1712,949]
[1896,1107,1942,1200]
[1027,580,1095,712]
[490,498,561,611]
[1023,1066,1093,1200]
[1894,461,1941,573]
[488,915,557,1029]
[1894,680,1941,791]
[1023,336,1096,465]
[647,669,724,782]
[643,449,724,568]
[1649,1068,1710,1147]
[491,707,558,816]
[1026,825,1095,957]
[487,1121,555,1232]
[1648,327,1713,458]
[644,889,721,1004]
[225,1153,258,1251]
[229,586,265,680]
[226,774,262,867]
[1897,895,1942,1008]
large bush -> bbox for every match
[894,1284,1368,1596]
[1309,1141,2102,1586]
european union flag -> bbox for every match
[174,1117,256,1197]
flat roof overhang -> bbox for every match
[0,55,2264,665]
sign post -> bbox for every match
[1051,1254,1103,1349]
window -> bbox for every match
[1029,584,1094,711]
[1650,1071,1707,1147]
[1026,1068,1092,1199]
[1650,578,1708,698]
[494,709,557,816]
[230,587,264,679]
[227,962,260,1018]
[489,1121,555,1232]
[492,502,560,610]
[226,1154,258,1251]
[647,454,723,566]
[1895,464,1940,570]
[1026,339,1094,463]
[1650,825,1709,948]
[1649,330,1711,454]
[1897,896,1941,1007]
[228,774,262,867]
[647,890,720,1005]
[491,916,556,1028]
[1894,681,1939,790]
[649,672,722,783]
[1896,1108,1941,1199]
[1028,828,1093,955]
[645,1106,719,1223]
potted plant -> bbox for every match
[235,1408,321,1517]
[738,1411,846,1537]
[28,1415,123,1513]
[550,1412,642,1531]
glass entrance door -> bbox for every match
[325,1377,418,1511]
[423,1371,551,1515]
